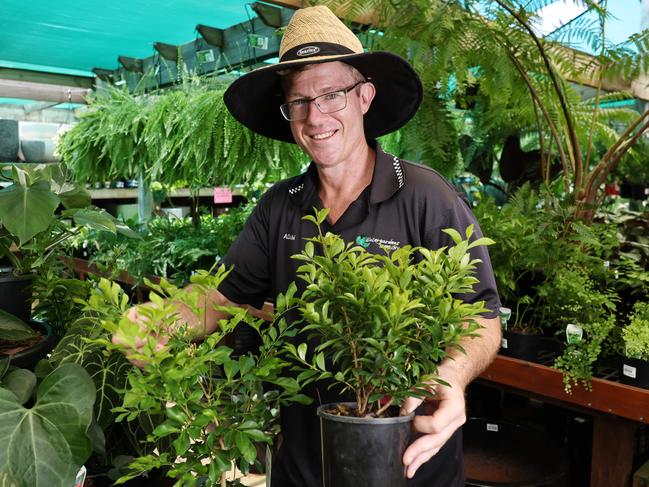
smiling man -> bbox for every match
[219,6,501,486]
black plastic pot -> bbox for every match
[463,417,568,487]
[500,330,543,362]
[619,356,649,389]
[0,119,19,162]
[8,321,57,369]
[317,402,414,487]
[0,273,35,323]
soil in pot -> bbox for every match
[1,321,57,369]
[317,402,414,487]
[619,356,649,389]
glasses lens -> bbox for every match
[316,91,346,114]
[281,101,308,121]
[280,85,355,121]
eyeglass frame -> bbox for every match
[279,80,367,121]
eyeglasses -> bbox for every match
[280,81,365,121]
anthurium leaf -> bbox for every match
[0,363,95,487]
[0,180,59,245]
[0,309,36,341]
[0,359,10,380]
[0,471,20,486]
[71,207,117,233]
[57,185,91,210]
[3,368,36,405]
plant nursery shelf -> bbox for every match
[88,187,243,200]
[479,354,649,487]
[481,354,649,422]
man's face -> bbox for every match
[283,61,375,169]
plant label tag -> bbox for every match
[486,423,499,432]
[73,465,87,487]
[214,187,233,204]
[623,364,637,378]
[566,324,583,344]
[248,33,269,50]
[501,337,508,349]
[197,49,215,64]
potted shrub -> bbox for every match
[0,163,133,359]
[278,209,491,487]
[620,301,649,389]
[102,266,310,486]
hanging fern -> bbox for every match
[58,82,308,189]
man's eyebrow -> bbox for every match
[287,85,345,100]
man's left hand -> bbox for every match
[400,382,467,479]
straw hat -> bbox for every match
[223,5,422,143]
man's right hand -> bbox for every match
[113,303,170,369]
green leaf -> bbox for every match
[3,368,36,405]
[57,185,91,209]
[0,363,95,487]
[442,228,462,245]
[0,359,9,380]
[152,423,179,438]
[315,352,326,371]
[297,343,307,362]
[235,432,256,464]
[72,207,117,233]
[0,472,19,487]
[0,180,59,245]
[0,309,36,341]
[243,429,268,442]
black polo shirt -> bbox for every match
[219,140,500,487]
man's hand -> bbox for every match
[399,315,500,478]
[112,303,170,369]
[400,382,466,479]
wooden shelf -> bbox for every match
[88,187,243,200]
[480,354,649,422]
[479,354,648,487]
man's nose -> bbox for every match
[305,99,327,123]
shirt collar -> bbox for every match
[368,140,405,204]
[286,139,405,208]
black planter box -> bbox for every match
[620,356,649,389]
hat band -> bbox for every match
[280,42,356,62]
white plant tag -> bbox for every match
[73,465,87,487]
[623,364,637,379]
[501,337,508,349]
[566,324,583,344]
[486,423,499,432]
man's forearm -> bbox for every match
[437,316,501,389]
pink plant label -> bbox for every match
[214,187,233,204]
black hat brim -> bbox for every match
[223,51,423,143]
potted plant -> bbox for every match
[0,163,133,361]
[102,266,310,486]
[620,301,649,389]
[278,208,491,487]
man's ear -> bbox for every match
[359,82,376,115]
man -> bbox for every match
[125,5,501,486]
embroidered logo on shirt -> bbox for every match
[355,235,400,251]
[283,233,296,240]
[355,235,370,248]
